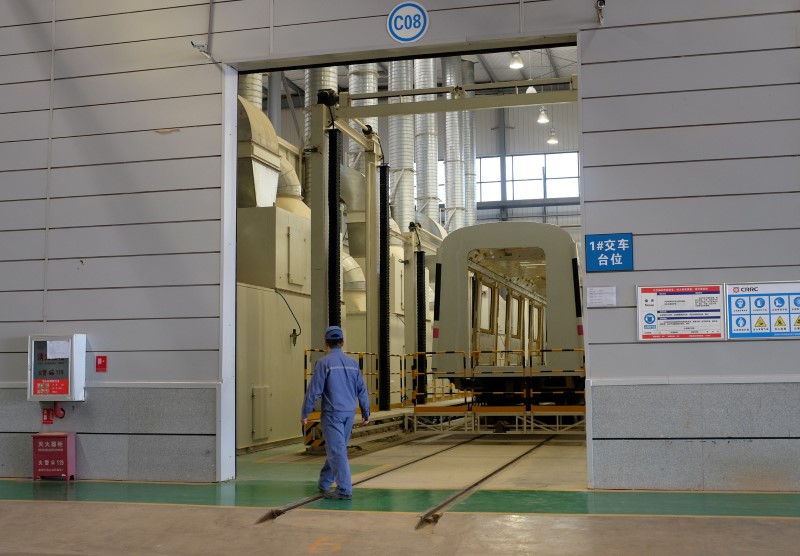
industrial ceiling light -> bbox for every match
[526,85,537,94]
[547,127,559,145]
[537,107,550,124]
[509,51,524,69]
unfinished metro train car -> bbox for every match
[431,221,584,409]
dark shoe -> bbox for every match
[322,490,352,500]
[318,485,331,495]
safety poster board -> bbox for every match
[726,282,800,339]
[637,285,724,341]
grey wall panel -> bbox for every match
[47,222,220,258]
[0,322,44,352]
[0,83,50,114]
[53,38,207,80]
[50,158,221,198]
[585,265,800,307]
[586,193,800,235]
[0,141,48,172]
[0,434,34,477]
[581,13,798,64]
[75,434,129,480]
[128,435,215,482]
[583,84,800,133]
[0,354,27,383]
[47,254,220,290]
[0,52,50,85]
[583,158,800,202]
[629,230,800,271]
[52,96,221,138]
[0,388,47,428]
[591,439,704,490]
[1,0,52,25]
[703,439,800,491]
[0,292,43,323]
[0,200,45,232]
[271,5,519,58]
[0,170,47,202]
[522,0,595,35]
[580,49,800,98]
[701,383,800,439]
[46,286,219,321]
[0,23,51,56]
[0,261,45,292]
[84,351,219,384]
[0,231,45,261]
[51,126,221,167]
[574,0,797,28]
[208,28,271,63]
[55,0,209,19]
[48,190,220,229]
[587,342,800,379]
[45,318,220,351]
[583,121,800,167]
[54,65,222,108]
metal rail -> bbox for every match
[256,433,487,523]
[415,435,555,529]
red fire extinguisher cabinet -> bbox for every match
[33,432,76,480]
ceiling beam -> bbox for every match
[477,53,499,83]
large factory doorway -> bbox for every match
[230,43,584,481]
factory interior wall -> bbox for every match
[0,1,798,487]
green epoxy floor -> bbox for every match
[3,442,800,519]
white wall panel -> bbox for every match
[581,49,800,98]
[48,222,220,259]
[506,103,579,154]
[50,158,221,197]
[0,200,45,232]
[53,38,207,80]
[628,230,800,271]
[0,231,45,262]
[0,353,27,383]
[47,254,220,290]
[585,265,800,308]
[588,342,800,379]
[0,23,51,56]
[576,0,798,28]
[51,126,221,167]
[0,261,45,292]
[0,141,48,172]
[581,13,799,64]
[522,0,595,35]
[583,157,800,202]
[209,29,271,67]
[53,96,221,138]
[48,190,220,229]
[46,286,219,321]
[54,65,222,108]
[0,292,44,322]
[0,322,44,352]
[0,82,50,114]
[271,5,520,58]
[0,52,51,85]
[0,170,47,202]
[0,111,49,142]
[84,351,219,384]
[46,318,220,351]
[583,121,800,167]
[54,0,210,19]
[0,0,52,25]
[586,193,800,235]
[583,85,800,133]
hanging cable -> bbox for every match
[275,290,302,346]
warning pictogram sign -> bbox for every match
[774,316,787,327]
[727,282,800,339]
[754,317,767,328]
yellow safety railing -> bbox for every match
[404,350,470,408]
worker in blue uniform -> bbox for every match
[301,326,371,500]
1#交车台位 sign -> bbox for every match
[585,233,633,272]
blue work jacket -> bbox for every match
[301,347,371,420]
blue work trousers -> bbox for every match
[318,412,355,496]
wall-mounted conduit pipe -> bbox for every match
[327,128,343,327]
[379,163,391,411]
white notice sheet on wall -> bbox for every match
[587,286,617,307]
[637,285,724,341]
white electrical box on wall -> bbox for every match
[27,334,87,402]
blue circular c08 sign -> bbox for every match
[387,2,428,43]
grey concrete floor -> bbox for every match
[2,501,799,555]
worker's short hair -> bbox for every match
[325,338,343,348]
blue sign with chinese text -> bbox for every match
[585,233,633,272]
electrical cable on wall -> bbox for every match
[275,290,302,346]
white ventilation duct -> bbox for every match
[387,61,415,232]
[347,63,379,173]
[442,56,465,231]
[238,73,263,108]
[414,58,439,223]
[303,67,339,205]
[461,60,477,227]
